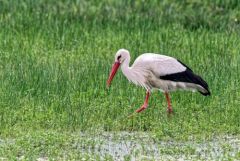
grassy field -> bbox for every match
[0,0,240,160]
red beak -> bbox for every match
[107,61,121,87]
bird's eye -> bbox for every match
[117,55,121,60]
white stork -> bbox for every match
[107,49,210,114]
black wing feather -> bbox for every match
[160,60,210,96]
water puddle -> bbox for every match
[1,132,239,160]
[76,132,240,160]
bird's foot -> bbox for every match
[167,107,173,114]
[136,104,148,113]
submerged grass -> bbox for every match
[0,0,240,159]
[0,131,239,160]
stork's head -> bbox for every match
[107,49,130,87]
[114,49,130,63]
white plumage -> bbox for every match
[132,53,186,76]
[125,53,188,90]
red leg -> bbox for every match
[165,92,173,113]
[136,91,150,113]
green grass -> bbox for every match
[0,0,240,159]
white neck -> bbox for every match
[121,56,131,79]
[120,55,146,88]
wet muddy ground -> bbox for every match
[77,132,240,160]
[1,132,239,160]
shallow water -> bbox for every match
[77,132,240,160]
[1,132,239,160]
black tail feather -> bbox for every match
[160,68,211,96]
[177,59,210,96]
[191,72,211,96]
